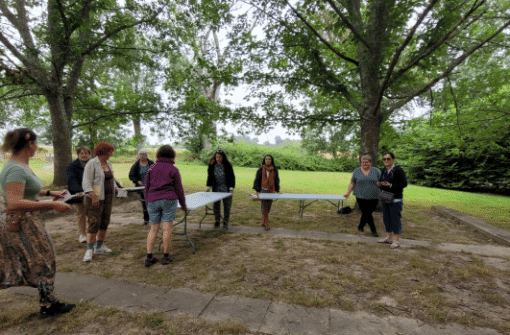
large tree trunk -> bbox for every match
[359,117,382,167]
[133,117,142,152]
[46,93,72,186]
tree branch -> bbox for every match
[378,0,440,106]
[383,17,510,116]
[387,0,487,88]
[72,109,160,128]
[324,0,370,49]
[82,9,162,57]
[284,0,359,66]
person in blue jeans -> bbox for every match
[377,152,408,249]
[144,145,187,267]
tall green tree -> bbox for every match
[233,0,510,165]
[0,0,171,185]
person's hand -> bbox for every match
[381,181,390,187]
[54,202,71,213]
[376,182,382,187]
[343,193,350,199]
[206,188,210,192]
[91,194,100,207]
[229,190,234,194]
[53,190,67,201]
[138,181,143,186]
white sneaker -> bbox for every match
[78,235,87,243]
[83,249,93,262]
[94,245,112,254]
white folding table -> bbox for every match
[155,192,232,254]
[257,193,346,218]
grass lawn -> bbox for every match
[1,160,509,230]
[1,160,510,334]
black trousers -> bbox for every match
[356,198,379,233]
[139,191,149,222]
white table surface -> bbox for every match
[257,193,346,201]
[122,186,145,192]
[177,192,232,211]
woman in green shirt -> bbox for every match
[0,128,75,318]
[343,155,382,237]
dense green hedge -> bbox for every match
[397,136,510,194]
[199,142,358,172]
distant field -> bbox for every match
[1,159,509,229]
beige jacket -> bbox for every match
[82,157,116,200]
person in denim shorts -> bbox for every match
[144,145,187,267]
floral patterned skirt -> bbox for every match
[0,211,56,290]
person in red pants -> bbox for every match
[253,155,280,230]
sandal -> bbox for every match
[390,241,400,249]
[378,237,392,244]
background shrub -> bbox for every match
[199,142,358,172]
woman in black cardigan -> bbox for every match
[206,150,235,229]
[66,146,91,243]
[377,152,408,249]
[129,149,154,224]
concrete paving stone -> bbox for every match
[329,310,399,335]
[387,315,502,335]
[326,233,362,243]
[259,301,329,335]
[9,286,38,297]
[438,243,510,258]
[160,288,215,318]
[330,310,502,335]
[54,272,118,302]
[199,295,270,332]
[296,230,331,241]
[433,206,510,247]
[90,279,168,313]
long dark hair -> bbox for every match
[209,150,230,166]
[261,155,276,168]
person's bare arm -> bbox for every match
[5,183,71,212]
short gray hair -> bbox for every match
[138,149,149,157]
[360,155,372,163]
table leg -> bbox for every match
[199,205,216,229]
[173,210,195,254]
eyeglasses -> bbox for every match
[383,158,393,161]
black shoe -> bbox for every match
[358,227,364,232]
[161,256,173,265]
[40,301,75,319]
[145,257,157,267]
[214,222,220,228]
[372,232,379,237]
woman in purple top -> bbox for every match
[144,145,187,267]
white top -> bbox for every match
[177,192,232,211]
[257,193,346,201]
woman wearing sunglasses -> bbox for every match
[377,152,408,249]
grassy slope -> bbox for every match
[1,160,509,229]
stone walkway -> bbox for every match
[11,218,509,335]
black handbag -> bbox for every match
[379,191,395,204]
